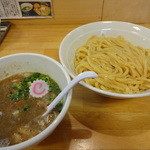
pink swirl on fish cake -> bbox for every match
[29,79,49,98]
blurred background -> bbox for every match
[6,0,150,25]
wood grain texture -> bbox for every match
[1,22,150,149]
[102,0,150,23]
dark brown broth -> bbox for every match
[0,73,59,146]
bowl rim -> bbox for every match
[0,53,72,150]
[20,3,33,11]
[59,21,150,98]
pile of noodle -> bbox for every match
[74,35,150,94]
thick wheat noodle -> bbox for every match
[74,35,150,94]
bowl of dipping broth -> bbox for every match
[21,3,33,12]
[59,21,150,99]
[0,53,72,150]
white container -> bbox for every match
[0,53,72,150]
[20,3,33,12]
[59,21,150,98]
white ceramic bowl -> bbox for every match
[0,53,72,150]
[59,21,150,98]
[21,3,33,12]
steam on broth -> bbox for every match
[0,72,62,147]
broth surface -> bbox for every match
[0,72,61,146]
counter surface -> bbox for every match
[1,23,150,150]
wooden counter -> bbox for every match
[1,23,150,150]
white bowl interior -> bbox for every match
[21,3,33,11]
[0,53,72,150]
[0,54,68,90]
[59,21,150,98]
